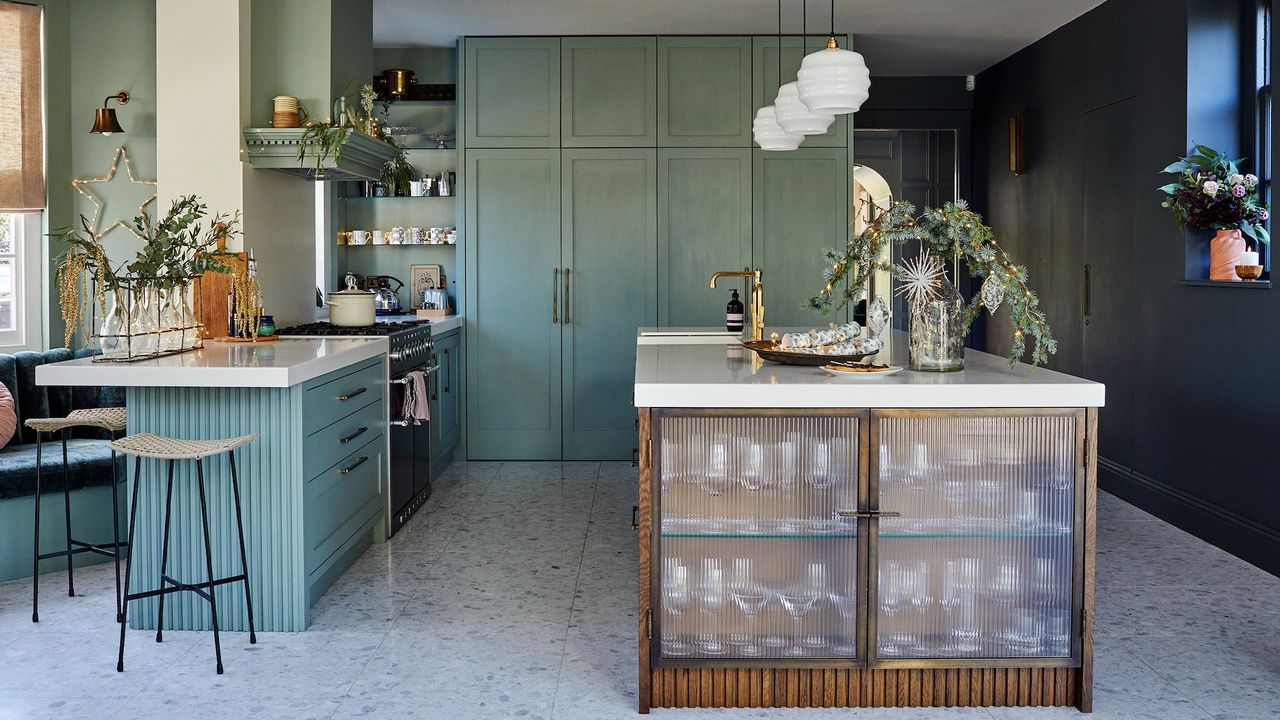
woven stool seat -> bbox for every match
[110,433,259,460]
[25,407,127,433]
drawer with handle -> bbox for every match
[305,433,383,573]
[302,358,385,435]
[303,397,384,482]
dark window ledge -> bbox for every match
[1181,279,1272,289]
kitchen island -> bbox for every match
[634,333,1104,712]
[36,338,390,632]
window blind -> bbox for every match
[0,2,43,212]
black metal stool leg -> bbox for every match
[61,429,74,597]
[195,459,224,674]
[155,459,176,643]
[228,450,256,644]
[117,456,143,673]
[31,432,42,623]
[110,443,124,623]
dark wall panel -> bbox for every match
[974,0,1280,576]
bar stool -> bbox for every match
[112,432,259,674]
[27,407,128,624]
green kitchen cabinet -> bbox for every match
[464,37,560,147]
[465,149,562,459]
[435,328,462,454]
[561,149,657,460]
[658,36,753,146]
[753,36,849,148]
[753,147,849,329]
[657,148,753,327]
[562,37,656,147]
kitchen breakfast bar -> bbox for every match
[35,338,390,632]
[633,333,1105,712]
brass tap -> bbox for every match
[709,267,765,341]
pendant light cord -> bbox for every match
[777,0,782,85]
[830,0,835,36]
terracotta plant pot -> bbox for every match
[1209,229,1246,281]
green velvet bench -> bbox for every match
[0,348,126,582]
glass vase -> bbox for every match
[157,286,183,352]
[129,286,159,357]
[908,275,966,372]
[97,289,129,359]
[178,282,198,349]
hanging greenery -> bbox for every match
[808,199,1057,367]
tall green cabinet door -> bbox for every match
[658,37,752,146]
[465,149,562,459]
[753,36,849,148]
[464,38,560,147]
[657,148,753,327]
[753,147,849,329]
[561,149,657,460]
[562,37,656,147]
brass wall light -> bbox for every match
[90,90,129,135]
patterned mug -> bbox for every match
[388,227,406,245]
[409,227,426,244]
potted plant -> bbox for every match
[1159,144,1270,281]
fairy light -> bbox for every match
[71,146,157,241]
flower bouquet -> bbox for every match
[1159,145,1269,280]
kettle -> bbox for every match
[369,275,404,313]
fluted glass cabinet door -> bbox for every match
[654,413,862,661]
[872,411,1081,662]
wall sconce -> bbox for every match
[1009,112,1026,175]
[90,90,130,135]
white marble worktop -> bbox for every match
[634,330,1105,408]
[35,337,388,388]
[425,315,464,335]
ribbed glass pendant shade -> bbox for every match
[753,106,803,151]
[774,81,835,135]
[797,37,871,115]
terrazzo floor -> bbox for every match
[1,460,1278,720]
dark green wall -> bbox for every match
[974,0,1280,576]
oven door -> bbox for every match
[388,363,438,534]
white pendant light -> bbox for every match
[753,106,803,151]
[775,81,835,135]
[797,1,871,115]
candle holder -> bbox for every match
[1235,264,1264,281]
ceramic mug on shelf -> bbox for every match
[388,227,406,245]
[409,227,426,244]
[427,227,442,244]
[271,96,308,128]
[371,230,386,245]
[409,179,427,197]
[349,230,369,245]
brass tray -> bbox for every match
[742,340,876,366]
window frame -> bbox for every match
[0,211,45,350]
[1247,0,1272,275]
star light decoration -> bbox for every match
[70,146,157,241]
[893,250,946,307]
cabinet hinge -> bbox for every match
[646,608,653,640]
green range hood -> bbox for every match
[242,127,396,182]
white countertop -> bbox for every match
[426,315,464,334]
[36,338,388,388]
[634,330,1104,408]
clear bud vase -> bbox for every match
[97,289,129,359]
[908,275,966,372]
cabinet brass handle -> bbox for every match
[339,387,367,401]
[834,509,902,518]
[340,426,368,444]
[339,456,369,474]
[1083,264,1092,318]
[552,268,559,323]
[564,267,571,324]
[443,348,450,393]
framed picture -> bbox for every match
[410,264,444,309]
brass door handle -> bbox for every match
[340,426,368,444]
[834,509,903,518]
[1083,263,1092,322]
[564,267,571,324]
[552,268,559,324]
[339,456,369,474]
[339,387,367,401]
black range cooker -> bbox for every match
[276,318,436,535]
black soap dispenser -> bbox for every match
[726,289,745,333]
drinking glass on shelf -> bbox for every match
[773,433,802,534]
[991,559,1020,608]
[878,560,919,655]
[660,437,679,495]
[660,559,691,656]
[800,562,831,649]
[1016,490,1042,532]
[736,438,766,534]
[777,563,824,657]
[695,559,728,655]
[697,435,731,532]
[1043,614,1070,656]
[1032,557,1059,610]
[829,583,859,657]
[1005,607,1045,654]
[728,558,768,657]
[804,439,838,532]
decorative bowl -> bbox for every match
[1235,264,1264,281]
[742,340,876,366]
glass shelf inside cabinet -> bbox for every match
[872,413,1078,661]
[655,414,863,661]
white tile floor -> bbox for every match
[1,461,1278,720]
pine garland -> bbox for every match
[808,199,1057,367]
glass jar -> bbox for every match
[129,286,159,357]
[157,286,183,352]
[178,282,199,349]
[97,289,129,359]
[908,275,966,372]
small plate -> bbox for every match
[823,363,903,379]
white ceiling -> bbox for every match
[373,0,1107,76]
